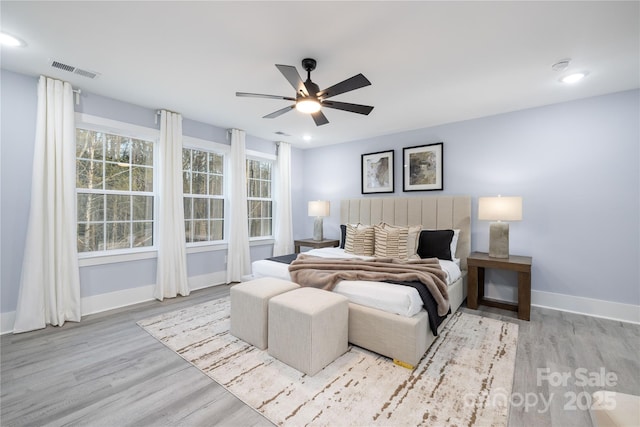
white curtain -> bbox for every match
[154,110,189,301]
[226,129,251,283]
[13,76,81,333]
[273,141,294,256]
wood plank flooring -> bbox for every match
[1,285,638,426]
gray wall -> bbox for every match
[2,68,638,315]
[297,90,640,305]
[0,69,300,314]
[1,71,38,313]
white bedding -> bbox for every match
[251,247,462,317]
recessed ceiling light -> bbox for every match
[303,135,312,141]
[560,72,587,84]
[0,32,25,47]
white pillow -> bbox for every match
[451,229,461,262]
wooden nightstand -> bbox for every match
[294,238,340,254]
[466,251,532,321]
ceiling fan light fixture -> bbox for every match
[296,98,321,114]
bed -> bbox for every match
[251,196,471,367]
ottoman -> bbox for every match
[230,277,300,350]
[268,287,348,376]
[590,391,640,427]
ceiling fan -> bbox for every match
[236,58,374,126]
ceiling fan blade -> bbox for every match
[317,73,371,99]
[275,64,308,96]
[263,105,295,119]
[236,92,295,101]
[311,110,329,126]
[321,100,374,115]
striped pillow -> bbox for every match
[344,224,375,256]
[374,223,410,259]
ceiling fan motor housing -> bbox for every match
[300,81,320,99]
[302,58,317,72]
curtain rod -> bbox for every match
[154,109,182,125]
[155,109,181,115]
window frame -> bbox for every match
[75,113,160,265]
[182,136,230,249]
[74,115,277,264]
[246,150,276,242]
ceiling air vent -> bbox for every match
[50,59,99,79]
[274,131,291,136]
[51,60,75,73]
[74,68,98,79]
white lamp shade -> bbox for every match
[478,196,522,221]
[308,200,330,217]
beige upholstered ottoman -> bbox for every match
[590,391,640,427]
[268,287,348,376]
[230,277,300,350]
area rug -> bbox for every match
[138,297,518,426]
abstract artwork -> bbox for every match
[403,143,443,191]
[361,150,394,194]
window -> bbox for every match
[183,148,224,243]
[246,158,273,238]
[76,128,154,253]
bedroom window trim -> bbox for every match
[75,115,159,264]
[246,151,276,241]
[182,136,229,247]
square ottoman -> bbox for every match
[268,287,348,376]
[590,391,640,427]
[230,277,300,350]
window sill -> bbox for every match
[249,238,275,247]
[78,249,157,267]
[186,243,228,254]
[78,240,270,266]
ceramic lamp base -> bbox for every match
[489,222,509,258]
[313,217,324,241]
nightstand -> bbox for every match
[466,251,532,321]
[294,238,340,254]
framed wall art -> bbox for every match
[361,150,394,194]
[403,142,443,191]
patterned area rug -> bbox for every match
[138,297,518,426]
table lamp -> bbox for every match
[308,200,330,241]
[478,196,522,258]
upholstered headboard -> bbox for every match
[340,196,471,270]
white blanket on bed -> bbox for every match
[251,248,462,317]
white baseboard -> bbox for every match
[3,280,637,334]
[189,271,227,291]
[532,290,640,324]
[81,284,155,317]
[0,311,16,336]
[0,271,227,335]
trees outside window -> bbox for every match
[246,158,273,238]
[183,148,224,243]
[76,128,154,253]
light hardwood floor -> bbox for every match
[1,285,638,426]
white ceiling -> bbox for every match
[1,1,638,148]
